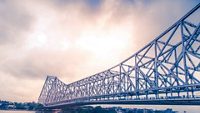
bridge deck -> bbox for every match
[45,98,200,108]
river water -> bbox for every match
[0,105,200,113]
[100,105,200,113]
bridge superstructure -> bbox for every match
[38,3,200,108]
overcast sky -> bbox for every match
[0,0,199,102]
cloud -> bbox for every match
[0,0,199,102]
[0,0,33,45]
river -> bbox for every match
[0,105,200,113]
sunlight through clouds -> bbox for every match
[27,32,47,49]
[75,23,134,58]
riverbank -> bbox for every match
[1,106,178,113]
[0,100,43,111]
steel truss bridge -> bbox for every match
[38,3,200,108]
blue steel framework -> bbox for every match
[38,3,200,107]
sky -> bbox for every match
[0,0,199,102]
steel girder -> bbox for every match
[38,3,200,106]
